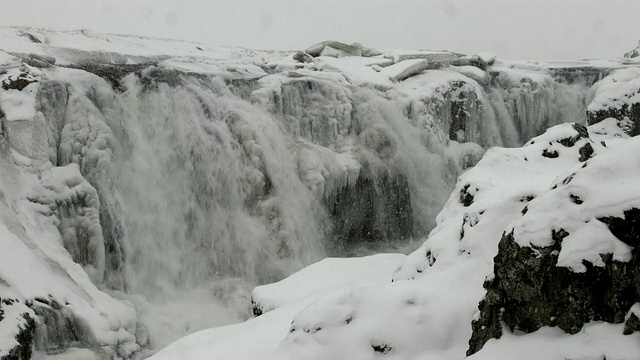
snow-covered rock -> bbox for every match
[587,67,640,135]
[469,120,640,354]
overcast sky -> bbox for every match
[2,0,640,60]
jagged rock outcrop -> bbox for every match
[468,127,640,355]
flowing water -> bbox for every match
[46,65,595,349]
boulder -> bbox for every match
[451,55,489,70]
[305,41,363,57]
[292,51,313,63]
[467,135,640,355]
[586,68,640,136]
[380,59,429,82]
[319,46,346,58]
[384,50,461,64]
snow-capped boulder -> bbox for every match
[587,67,640,136]
[468,124,640,355]
[305,41,363,57]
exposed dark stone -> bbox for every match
[1,74,37,91]
[520,195,535,202]
[371,343,393,354]
[252,300,263,317]
[624,312,640,335]
[598,208,640,247]
[579,143,594,162]
[468,221,640,355]
[569,194,583,205]
[558,123,589,147]
[542,149,559,158]
[459,184,475,207]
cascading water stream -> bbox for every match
[111,74,329,297]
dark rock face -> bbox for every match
[467,209,640,356]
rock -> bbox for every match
[319,46,347,58]
[1,72,38,91]
[362,47,382,57]
[586,68,640,136]
[467,136,640,355]
[17,31,43,44]
[293,51,313,63]
[22,53,56,68]
[451,55,489,70]
[380,59,429,82]
[305,41,363,57]
[476,52,497,66]
[384,51,461,64]
[624,305,640,335]
[0,299,36,360]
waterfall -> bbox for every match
[109,73,329,296]
[2,61,597,353]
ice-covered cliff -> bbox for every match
[0,27,634,359]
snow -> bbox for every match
[0,27,286,66]
[469,323,640,360]
[0,300,33,357]
[556,219,632,273]
[252,254,405,314]
[0,74,38,121]
[513,130,640,254]
[586,67,640,113]
[152,254,407,360]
